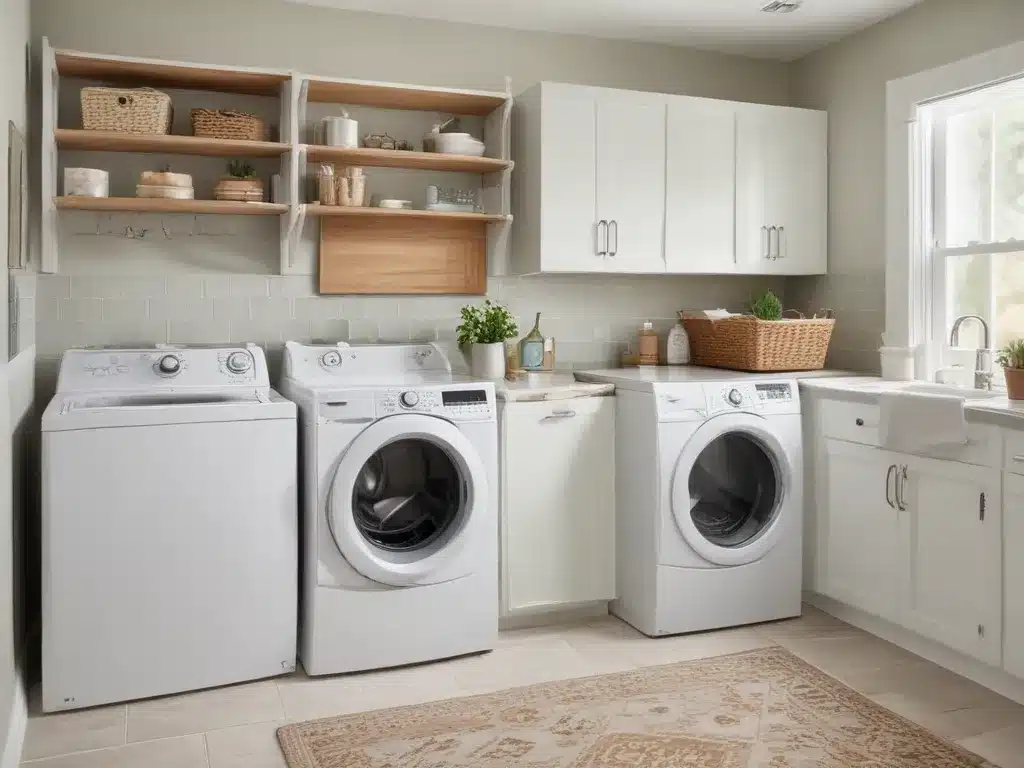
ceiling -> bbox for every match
[284,0,925,61]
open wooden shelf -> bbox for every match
[56,129,288,158]
[305,205,507,222]
[304,145,509,173]
[55,51,288,96]
[55,197,287,216]
[306,79,506,116]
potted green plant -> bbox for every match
[214,160,263,202]
[457,300,518,379]
[998,339,1024,400]
[750,290,783,321]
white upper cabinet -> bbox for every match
[664,97,736,273]
[736,104,828,275]
[512,82,827,276]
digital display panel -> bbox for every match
[755,383,792,400]
[442,389,488,405]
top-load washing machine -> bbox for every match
[279,342,498,675]
[42,345,297,711]
[576,367,803,636]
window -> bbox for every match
[923,78,1024,373]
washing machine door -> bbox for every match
[328,414,488,587]
[670,411,791,567]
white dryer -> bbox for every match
[280,342,498,675]
[42,345,297,711]
[575,368,803,636]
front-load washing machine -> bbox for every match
[280,342,498,675]
[576,367,803,636]
[42,345,297,711]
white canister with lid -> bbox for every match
[64,168,109,197]
[666,321,691,365]
[323,110,358,148]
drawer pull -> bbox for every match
[543,410,577,421]
[855,418,865,426]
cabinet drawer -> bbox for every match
[1005,431,1024,476]
[820,400,879,446]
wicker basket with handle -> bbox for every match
[681,313,835,372]
[190,109,266,141]
[80,87,172,134]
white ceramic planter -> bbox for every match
[469,342,506,379]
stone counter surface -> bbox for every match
[497,373,615,402]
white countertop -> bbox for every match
[574,366,856,393]
[497,373,614,402]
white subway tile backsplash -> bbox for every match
[168,319,232,345]
[294,297,345,322]
[37,275,70,301]
[13,274,36,299]
[212,297,250,321]
[308,318,350,343]
[148,298,217,324]
[72,276,166,299]
[249,297,294,322]
[269,275,318,298]
[347,319,380,343]
[102,299,149,323]
[164,275,206,301]
[61,298,103,323]
[228,276,271,298]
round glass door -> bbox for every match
[351,438,463,553]
[688,432,779,548]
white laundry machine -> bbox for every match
[280,342,498,675]
[41,345,297,711]
[575,368,803,636]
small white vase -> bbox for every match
[470,342,506,379]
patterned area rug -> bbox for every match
[277,646,995,767]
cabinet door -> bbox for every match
[1005,473,1024,678]
[596,92,667,273]
[501,398,616,614]
[822,440,902,622]
[539,84,602,272]
[899,456,1001,665]
[664,97,736,274]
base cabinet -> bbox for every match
[1006,473,1024,678]
[499,397,615,616]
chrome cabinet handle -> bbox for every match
[1013,455,1024,462]
[609,220,618,257]
[767,226,778,260]
[596,220,608,256]
[542,409,577,421]
[761,226,769,259]
[895,465,908,511]
[777,226,785,259]
[885,464,896,509]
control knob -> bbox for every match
[157,354,181,376]
[399,391,420,408]
[226,351,252,374]
[321,351,342,368]
[727,388,743,406]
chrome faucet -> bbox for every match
[950,315,993,390]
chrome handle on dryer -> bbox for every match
[885,464,896,509]
[608,220,618,257]
[329,417,375,424]
[542,409,577,421]
[596,220,608,257]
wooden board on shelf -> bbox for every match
[305,145,508,173]
[55,51,288,96]
[54,197,287,215]
[319,215,486,295]
[306,79,506,116]
[307,205,505,222]
[56,129,288,158]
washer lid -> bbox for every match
[670,412,791,566]
[327,413,488,587]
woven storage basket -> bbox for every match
[191,109,265,141]
[682,314,835,372]
[81,87,172,134]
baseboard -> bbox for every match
[499,601,610,631]
[1,670,26,768]
[805,591,1024,705]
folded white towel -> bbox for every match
[878,391,968,453]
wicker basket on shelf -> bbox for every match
[190,109,266,141]
[81,87,172,134]
[682,313,835,372]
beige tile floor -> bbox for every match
[20,605,1024,767]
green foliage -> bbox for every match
[750,290,783,321]
[998,339,1024,369]
[226,160,256,179]
[456,300,518,346]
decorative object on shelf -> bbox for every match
[317,164,336,206]
[998,340,1024,400]
[271,173,282,204]
[666,314,691,365]
[457,300,518,379]
[81,86,172,134]
[681,305,835,372]
[426,185,479,213]
[321,111,359,148]
[190,108,265,141]
[374,198,412,210]
[63,167,108,198]
[361,133,411,151]
[638,321,660,366]
[337,167,366,207]
[214,160,263,202]
[423,117,457,153]
[518,313,546,371]
[433,132,485,157]
[136,166,194,199]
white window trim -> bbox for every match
[886,40,1024,379]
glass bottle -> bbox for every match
[518,313,546,370]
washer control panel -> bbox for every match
[377,387,495,420]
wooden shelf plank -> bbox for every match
[55,51,288,97]
[305,205,506,222]
[55,197,287,216]
[306,79,506,116]
[56,129,288,158]
[304,145,509,173]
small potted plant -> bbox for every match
[214,161,264,203]
[750,290,783,321]
[998,339,1024,400]
[457,300,518,379]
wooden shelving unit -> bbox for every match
[55,197,287,216]
[305,205,507,222]
[304,145,508,173]
[305,79,506,116]
[56,129,289,158]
